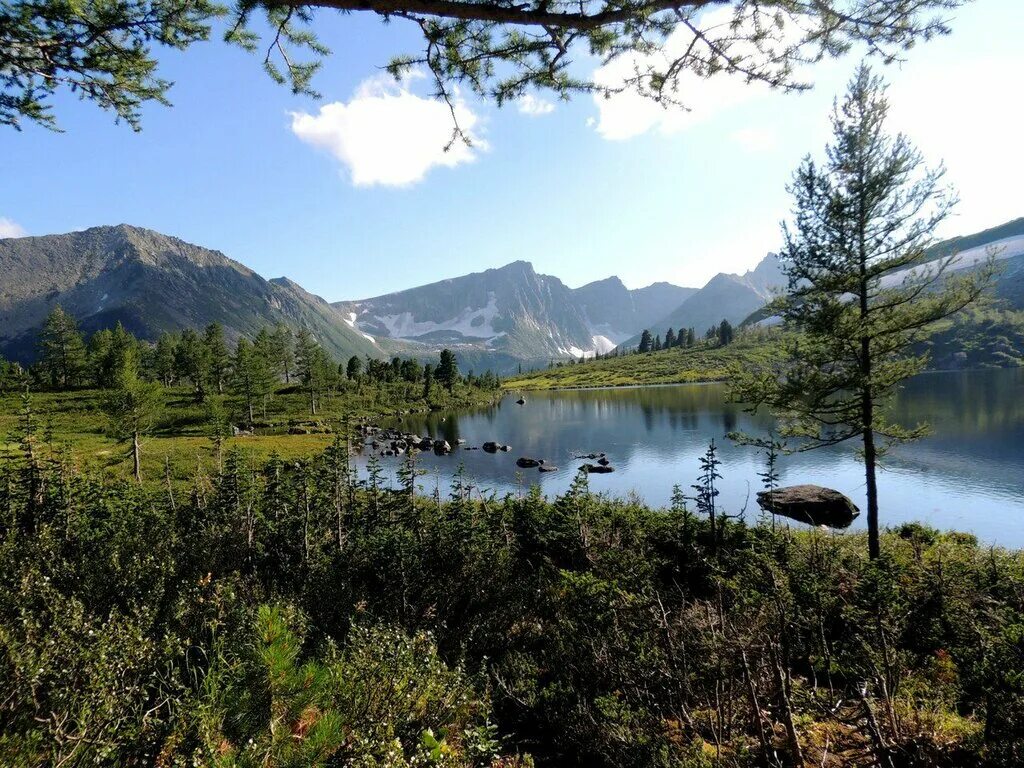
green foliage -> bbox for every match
[504,333,775,390]
[436,349,459,393]
[37,305,87,389]
[100,354,163,480]
[1,437,1024,766]
[204,322,232,394]
[729,65,991,559]
[175,326,212,401]
[231,336,275,424]
[0,0,968,142]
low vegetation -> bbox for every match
[503,333,775,390]
[2,437,1023,767]
[0,310,501,482]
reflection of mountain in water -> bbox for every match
[365,369,1024,545]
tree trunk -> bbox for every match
[248,397,254,426]
[133,430,142,483]
[863,418,880,559]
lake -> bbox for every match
[358,368,1024,545]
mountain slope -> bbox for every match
[622,253,785,347]
[0,225,379,362]
[572,277,696,346]
[336,261,611,366]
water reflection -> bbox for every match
[353,369,1024,545]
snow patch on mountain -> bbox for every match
[368,293,501,340]
[592,335,617,354]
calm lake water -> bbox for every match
[359,368,1024,545]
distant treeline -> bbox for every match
[546,319,737,369]
[0,306,501,403]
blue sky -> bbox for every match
[1,0,1020,299]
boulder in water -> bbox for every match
[756,485,860,528]
[516,457,541,468]
[582,463,614,474]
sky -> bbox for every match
[1,0,1021,299]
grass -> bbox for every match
[503,336,777,390]
[0,380,500,483]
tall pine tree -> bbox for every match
[731,66,991,559]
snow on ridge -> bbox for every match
[558,345,595,359]
[370,293,501,340]
[343,311,357,328]
[592,335,617,354]
[880,234,1024,289]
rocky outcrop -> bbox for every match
[756,485,860,528]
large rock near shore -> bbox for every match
[756,485,860,529]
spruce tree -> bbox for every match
[718,319,734,346]
[435,350,458,393]
[422,363,433,400]
[638,330,653,353]
[346,355,362,380]
[664,328,676,348]
[731,65,991,559]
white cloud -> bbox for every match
[590,7,796,140]
[517,94,556,116]
[0,217,26,238]
[290,72,486,187]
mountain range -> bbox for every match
[2,218,1023,373]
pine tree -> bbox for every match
[664,328,676,348]
[422,363,433,400]
[638,329,653,354]
[731,66,991,559]
[38,306,87,389]
[686,328,696,347]
[270,323,295,383]
[435,349,458,393]
[175,328,210,401]
[718,319,734,346]
[89,322,139,388]
[232,337,275,425]
[203,323,231,394]
[153,332,177,386]
[346,355,362,380]
[295,328,333,415]
[101,351,162,482]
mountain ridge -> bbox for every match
[0,225,379,363]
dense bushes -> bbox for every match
[1,437,1023,766]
